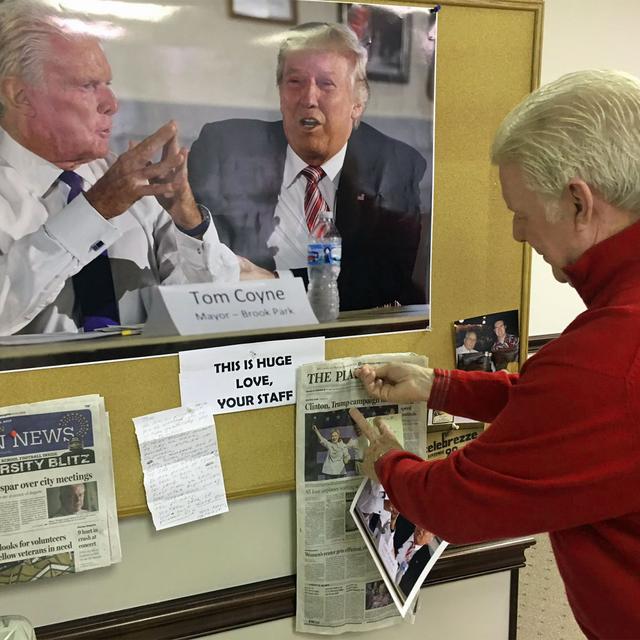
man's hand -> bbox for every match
[349,408,404,482]
[354,363,434,404]
[238,256,277,280]
[151,134,202,229]
[85,121,201,228]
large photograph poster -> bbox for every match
[0,0,436,340]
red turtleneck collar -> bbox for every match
[562,219,640,309]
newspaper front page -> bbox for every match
[0,395,121,585]
[296,353,427,634]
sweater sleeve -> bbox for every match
[377,356,640,544]
[428,367,520,422]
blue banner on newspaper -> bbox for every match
[0,410,95,457]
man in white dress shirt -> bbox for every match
[0,0,263,336]
[50,483,90,518]
[455,330,479,356]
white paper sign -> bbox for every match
[142,279,318,336]
[179,337,325,414]
[132,404,228,530]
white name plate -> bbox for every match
[143,279,318,336]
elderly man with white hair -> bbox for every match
[0,0,264,336]
[350,69,640,639]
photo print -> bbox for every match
[305,404,399,482]
[454,309,520,372]
[1,0,438,348]
[350,479,448,616]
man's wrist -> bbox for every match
[175,204,211,237]
[429,368,438,398]
[375,447,398,464]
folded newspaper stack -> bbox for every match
[296,353,445,635]
[0,395,121,585]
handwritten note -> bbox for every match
[132,404,228,530]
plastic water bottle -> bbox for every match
[307,210,341,322]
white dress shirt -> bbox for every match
[455,345,479,355]
[0,128,240,335]
[267,143,347,271]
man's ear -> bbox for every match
[567,179,594,228]
[0,76,35,116]
[351,100,364,122]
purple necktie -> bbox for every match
[59,171,120,331]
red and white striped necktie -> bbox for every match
[301,165,329,233]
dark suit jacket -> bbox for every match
[398,543,433,598]
[392,515,416,554]
[188,119,428,311]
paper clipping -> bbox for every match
[295,353,431,634]
[133,404,228,530]
[0,395,121,585]
[426,409,484,462]
[179,337,325,414]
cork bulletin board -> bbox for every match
[0,0,543,517]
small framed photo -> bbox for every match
[340,3,412,83]
[228,0,297,25]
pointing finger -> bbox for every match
[349,408,374,440]
[373,416,389,435]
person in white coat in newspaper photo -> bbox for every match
[312,425,354,479]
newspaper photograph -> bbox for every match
[350,479,448,616]
[295,353,428,634]
[0,395,121,585]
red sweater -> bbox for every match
[377,221,640,639]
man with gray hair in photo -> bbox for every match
[0,0,264,336]
[50,483,90,517]
[189,22,428,312]
[350,69,640,638]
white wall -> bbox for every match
[211,572,510,640]
[529,0,640,335]
[2,492,296,626]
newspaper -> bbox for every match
[295,353,427,634]
[0,395,121,585]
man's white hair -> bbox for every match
[276,22,369,126]
[0,0,80,117]
[491,69,640,219]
